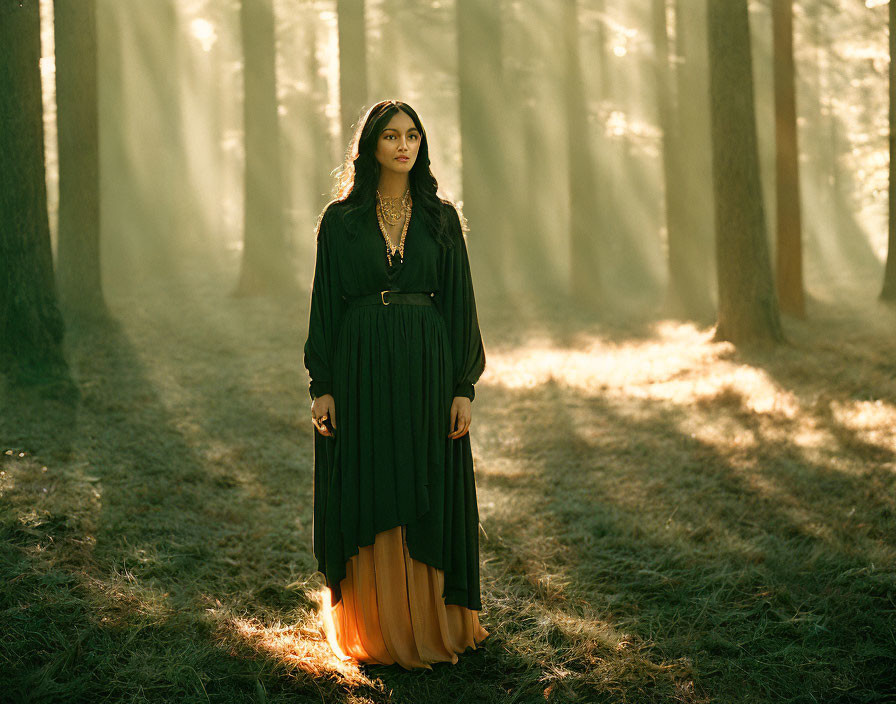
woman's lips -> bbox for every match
[396,156,409,161]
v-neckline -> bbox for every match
[369,204,419,273]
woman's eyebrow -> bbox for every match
[382,127,420,133]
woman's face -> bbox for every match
[373,110,421,176]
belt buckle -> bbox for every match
[380,289,391,306]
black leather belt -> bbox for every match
[344,290,436,307]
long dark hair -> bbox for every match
[326,99,458,248]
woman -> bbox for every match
[303,100,489,669]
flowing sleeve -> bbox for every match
[435,204,486,401]
[303,207,346,400]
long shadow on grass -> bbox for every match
[2,277,572,704]
[100,271,694,703]
[0,311,392,703]
[734,312,896,460]
[472,380,896,704]
[107,276,576,703]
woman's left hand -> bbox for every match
[448,396,472,438]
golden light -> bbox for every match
[318,587,351,663]
[613,44,627,57]
[482,320,895,466]
[606,110,627,137]
[190,18,217,52]
[227,588,371,686]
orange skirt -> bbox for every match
[323,525,489,670]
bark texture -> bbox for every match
[707,0,784,344]
[883,0,896,301]
[0,1,72,388]
[773,0,805,316]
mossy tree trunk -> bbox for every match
[0,1,73,389]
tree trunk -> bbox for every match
[511,1,561,296]
[882,0,896,301]
[773,0,805,316]
[54,0,107,318]
[337,0,367,146]
[664,0,715,319]
[457,0,506,300]
[654,0,680,308]
[307,18,335,212]
[655,0,701,318]
[378,0,405,98]
[565,0,602,303]
[162,1,198,255]
[0,1,73,390]
[707,0,784,344]
[235,0,292,295]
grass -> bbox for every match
[1,268,895,703]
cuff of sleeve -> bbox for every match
[309,379,333,400]
[453,382,475,401]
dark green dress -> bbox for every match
[304,198,486,611]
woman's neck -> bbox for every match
[377,171,410,199]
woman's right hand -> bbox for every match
[311,394,337,437]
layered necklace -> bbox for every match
[375,188,411,267]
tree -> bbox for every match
[337,0,368,146]
[306,17,335,212]
[883,0,896,301]
[500,0,566,297]
[161,1,198,255]
[235,0,293,295]
[457,0,506,300]
[54,0,106,318]
[660,0,715,319]
[565,0,602,303]
[707,0,784,344]
[654,0,683,312]
[0,1,72,389]
[773,0,805,316]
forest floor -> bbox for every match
[1,267,895,703]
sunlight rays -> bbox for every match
[482,319,896,468]
[482,321,720,393]
[226,588,372,686]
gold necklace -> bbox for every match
[376,188,410,226]
[376,194,412,266]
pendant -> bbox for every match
[377,195,411,268]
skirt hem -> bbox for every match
[323,524,488,670]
